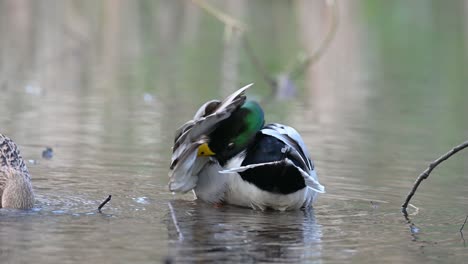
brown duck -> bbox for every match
[0,134,34,209]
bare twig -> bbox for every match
[168,202,184,241]
[288,0,339,79]
[189,0,277,92]
[244,0,339,98]
[190,0,338,99]
[402,210,420,241]
[460,215,468,232]
[401,141,468,215]
[190,0,246,32]
[460,215,468,247]
[98,195,112,212]
[242,37,277,89]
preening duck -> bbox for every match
[169,84,324,211]
[0,134,35,209]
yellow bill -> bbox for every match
[197,143,215,156]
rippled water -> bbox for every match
[1,1,468,263]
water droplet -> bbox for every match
[143,93,154,103]
[133,197,150,204]
[25,84,42,95]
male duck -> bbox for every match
[169,84,324,211]
[0,134,35,209]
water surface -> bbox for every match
[1,1,468,263]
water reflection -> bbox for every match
[167,200,322,263]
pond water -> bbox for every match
[1,1,468,263]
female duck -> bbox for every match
[0,134,35,209]
[169,84,324,211]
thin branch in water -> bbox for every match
[168,202,184,241]
[401,141,468,216]
[403,211,420,241]
[98,195,112,212]
[460,215,468,233]
[460,215,468,247]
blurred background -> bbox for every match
[1,0,468,263]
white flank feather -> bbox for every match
[220,158,325,194]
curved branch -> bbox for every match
[401,141,468,215]
[190,0,339,98]
[190,0,246,32]
[289,0,339,79]
[242,36,277,89]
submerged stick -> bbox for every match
[401,141,468,215]
[98,195,112,212]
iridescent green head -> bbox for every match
[198,100,264,164]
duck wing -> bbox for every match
[220,124,325,194]
[260,123,314,171]
[260,123,324,193]
[169,84,253,193]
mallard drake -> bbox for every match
[0,134,35,209]
[169,84,324,211]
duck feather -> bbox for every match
[169,84,253,192]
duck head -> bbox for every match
[197,100,264,165]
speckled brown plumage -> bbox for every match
[0,133,34,209]
[1,134,30,179]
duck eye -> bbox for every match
[227,142,235,150]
